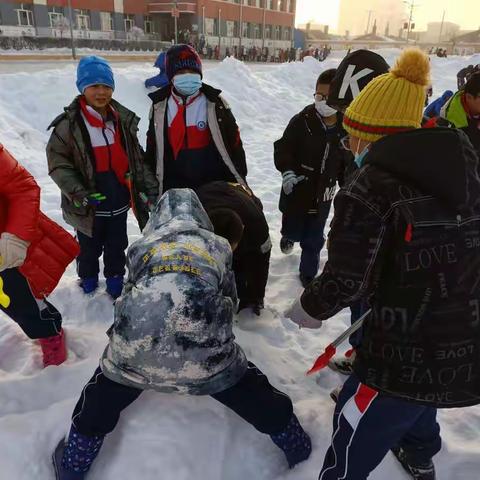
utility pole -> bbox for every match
[239,0,243,49]
[174,0,178,44]
[438,9,446,44]
[218,8,221,50]
[404,0,418,43]
[262,4,266,51]
[365,10,373,34]
[66,0,76,60]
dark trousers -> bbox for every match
[76,213,128,279]
[0,268,62,339]
[281,202,331,279]
[319,375,441,480]
[233,250,270,305]
[72,362,293,437]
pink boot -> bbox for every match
[39,329,67,367]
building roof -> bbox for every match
[352,33,398,43]
[454,29,480,43]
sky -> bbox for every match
[296,0,480,33]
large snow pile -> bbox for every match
[1,51,479,480]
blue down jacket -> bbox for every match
[101,188,247,395]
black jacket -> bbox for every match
[145,84,248,195]
[195,181,271,304]
[195,181,270,256]
[301,128,480,408]
[274,105,353,215]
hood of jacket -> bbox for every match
[365,127,480,213]
[144,188,213,236]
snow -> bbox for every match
[1,50,480,479]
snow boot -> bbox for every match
[280,237,294,255]
[391,447,436,480]
[299,273,314,288]
[52,426,104,479]
[328,349,356,376]
[39,329,67,367]
[106,275,124,299]
[270,414,312,468]
[79,277,98,295]
[238,300,264,316]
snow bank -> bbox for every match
[0,52,479,480]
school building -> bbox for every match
[0,0,296,50]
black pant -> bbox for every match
[0,268,62,339]
[76,213,128,279]
[72,362,293,437]
[233,250,270,305]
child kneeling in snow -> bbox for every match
[52,188,311,479]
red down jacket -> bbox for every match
[0,144,79,298]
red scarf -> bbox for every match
[168,91,203,159]
[79,97,129,186]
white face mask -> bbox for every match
[315,100,337,118]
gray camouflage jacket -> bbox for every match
[101,188,247,395]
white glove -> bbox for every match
[0,233,30,272]
[282,170,306,195]
[286,297,323,329]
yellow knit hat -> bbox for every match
[343,48,431,142]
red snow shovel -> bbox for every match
[306,309,372,376]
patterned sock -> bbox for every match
[62,426,105,473]
[270,414,312,468]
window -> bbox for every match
[124,14,134,32]
[265,0,273,9]
[242,21,249,38]
[144,15,154,34]
[16,4,34,27]
[226,20,235,38]
[48,7,64,28]
[205,18,214,35]
[100,12,113,31]
[253,23,261,39]
[264,25,271,39]
[274,25,280,40]
[75,10,90,30]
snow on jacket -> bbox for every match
[301,128,480,408]
[145,83,248,196]
[274,106,353,215]
[0,144,79,298]
[101,188,247,395]
[46,97,159,237]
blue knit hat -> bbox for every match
[76,56,115,94]
[166,44,202,81]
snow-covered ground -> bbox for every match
[0,50,479,480]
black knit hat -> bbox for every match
[327,50,390,113]
[166,44,202,81]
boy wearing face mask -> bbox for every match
[145,44,248,196]
[274,69,350,287]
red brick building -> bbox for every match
[0,0,295,52]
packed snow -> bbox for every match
[0,49,479,480]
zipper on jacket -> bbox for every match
[101,126,113,171]
[183,98,188,149]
